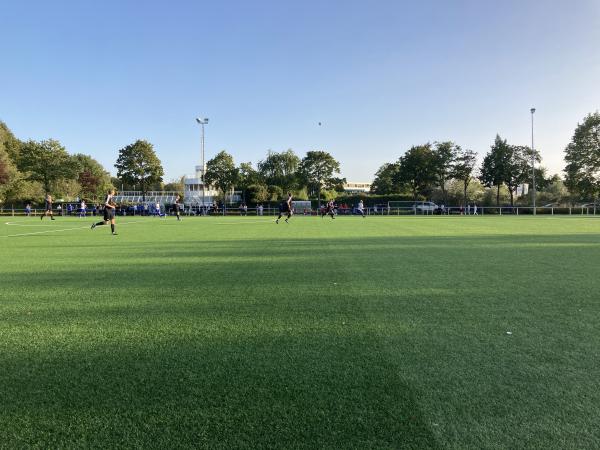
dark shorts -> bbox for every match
[104,208,115,221]
[174,204,180,212]
[45,203,52,211]
[279,205,290,213]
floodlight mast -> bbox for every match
[530,108,536,215]
[196,118,209,210]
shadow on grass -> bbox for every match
[2,233,600,448]
[0,333,441,449]
[2,234,599,295]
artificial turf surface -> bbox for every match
[0,215,599,449]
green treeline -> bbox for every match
[1,112,598,206]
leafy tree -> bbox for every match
[247,183,269,204]
[298,150,341,205]
[0,145,19,204]
[293,186,309,201]
[237,162,259,202]
[326,176,347,192]
[72,154,113,200]
[446,178,485,205]
[54,178,82,200]
[481,184,510,206]
[320,189,338,201]
[163,176,185,194]
[453,148,478,205]
[0,147,11,185]
[18,139,80,194]
[1,174,44,205]
[532,166,551,192]
[479,135,510,206]
[0,121,21,163]
[115,140,164,201]
[267,185,283,202]
[204,151,239,199]
[537,175,569,205]
[564,112,600,202]
[395,144,437,200]
[258,149,300,193]
[432,141,459,204]
[503,145,539,206]
[371,163,400,194]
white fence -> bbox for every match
[1,205,599,217]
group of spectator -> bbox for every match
[458,204,479,215]
[23,202,102,217]
[22,201,172,217]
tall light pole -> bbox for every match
[530,108,536,215]
[196,117,209,211]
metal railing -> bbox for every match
[1,205,598,217]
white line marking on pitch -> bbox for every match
[4,221,82,227]
[214,220,272,225]
[2,220,145,238]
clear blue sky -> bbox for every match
[1,0,599,182]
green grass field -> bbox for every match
[1,215,599,449]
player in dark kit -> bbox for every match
[40,193,55,220]
[91,189,118,235]
[322,199,335,219]
[275,193,293,224]
[174,194,182,221]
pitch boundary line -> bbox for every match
[2,220,145,238]
[214,220,272,225]
[4,221,89,227]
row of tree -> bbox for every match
[371,112,600,206]
[564,112,600,202]
[203,149,344,204]
[2,111,598,206]
[0,123,115,204]
[0,121,169,205]
[0,119,344,205]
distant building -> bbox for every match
[184,164,220,206]
[516,183,529,198]
[184,164,241,206]
[343,182,372,194]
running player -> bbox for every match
[91,189,118,235]
[41,193,55,220]
[357,199,366,218]
[275,193,293,224]
[174,195,182,221]
[322,199,335,219]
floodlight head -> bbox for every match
[530,108,536,114]
[196,117,209,124]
